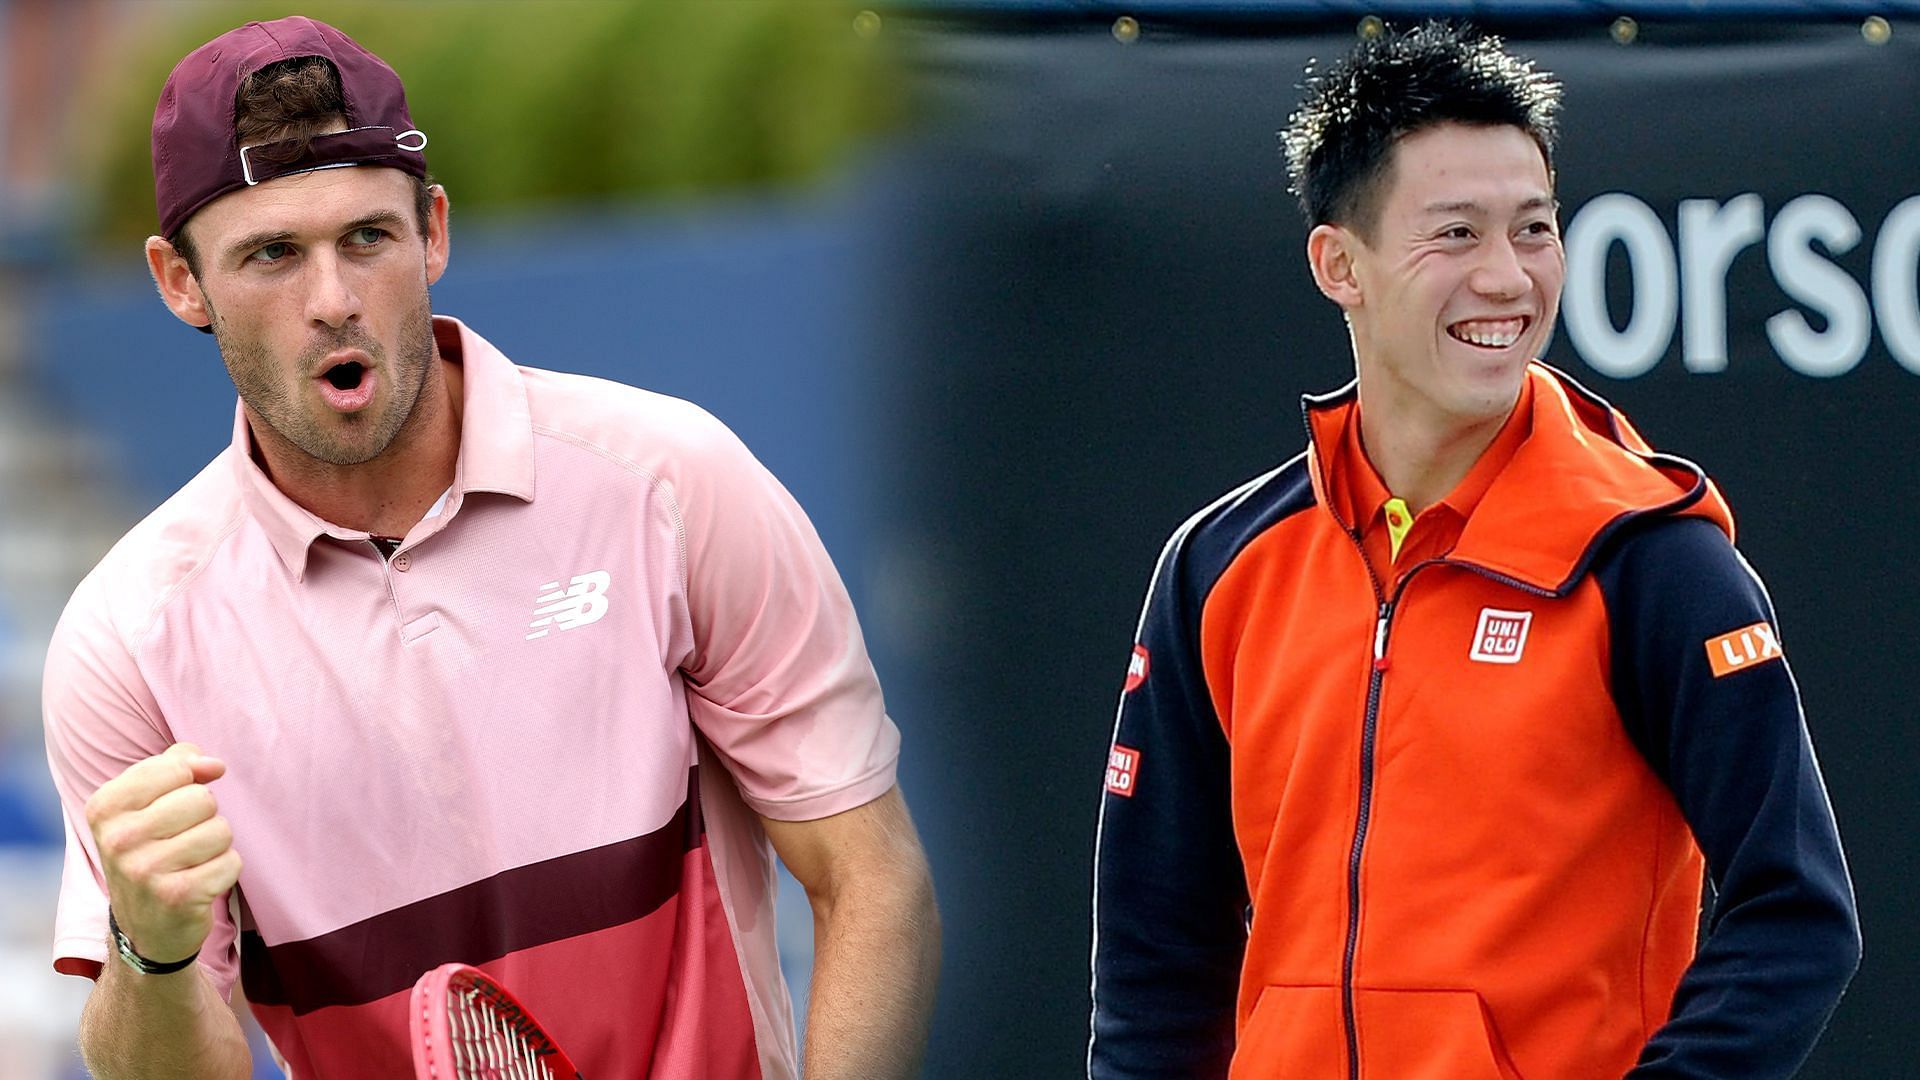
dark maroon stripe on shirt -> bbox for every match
[241,767,704,1016]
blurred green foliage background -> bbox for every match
[79,0,902,250]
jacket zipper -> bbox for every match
[1343,596,1390,1080]
[1336,558,1554,1080]
[1328,509,1388,1080]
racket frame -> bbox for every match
[409,962,582,1080]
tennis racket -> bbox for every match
[410,962,584,1079]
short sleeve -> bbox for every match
[669,412,899,822]
[40,583,242,997]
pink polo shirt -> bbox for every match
[42,316,900,1079]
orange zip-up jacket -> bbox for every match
[1090,366,1858,1080]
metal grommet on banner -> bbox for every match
[853,10,881,39]
[1863,16,1892,44]
[1610,17,1638,45]
[1112,16,1140,44]
[1358,16,1385,41]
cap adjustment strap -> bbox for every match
[238,125,430,187]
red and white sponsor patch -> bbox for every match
[1469,607,1533,664]
[1123,644,1150,692]
[1705,621,1782,677]
[1105,745,1141,797]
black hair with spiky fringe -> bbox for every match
[1283,21,1562,237]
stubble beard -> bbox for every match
[214,293,437,468]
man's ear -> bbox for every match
[1306,223,1364,310]
[424,184,451,287]
[145,236,213,330]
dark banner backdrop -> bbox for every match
[874,16,1919,1078]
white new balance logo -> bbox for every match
[526,571,612,640]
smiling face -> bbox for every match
[1309,122,1564,434]
[149,163,449,468]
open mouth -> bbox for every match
[1446,316,1529,350]
[315,355,377,412]
[324,360,366,391]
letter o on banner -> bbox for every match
[1873,195,1920,375]
[1563,193,1678,379]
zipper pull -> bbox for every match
[1373,604,1390,672]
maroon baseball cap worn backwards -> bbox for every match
[152,16,428,239]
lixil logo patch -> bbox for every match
[1469,608,1533,664]
[1706,621,1782,677]
[1105,746,1141,797]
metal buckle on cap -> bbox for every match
[238,142,264,187]
[238,126,429,186]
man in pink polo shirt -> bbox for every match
[40,16,938,1079]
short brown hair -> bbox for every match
[171,55,435,274]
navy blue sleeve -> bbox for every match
[1088,521,1249,1080]
[1595,517,1860,1079]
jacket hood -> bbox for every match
[1303,363,1734,596]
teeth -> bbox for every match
[1450,319,1524,348]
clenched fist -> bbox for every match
[83,742,242,968]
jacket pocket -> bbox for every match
[1353,987,1518,1080]
[1229,985,1344,1079]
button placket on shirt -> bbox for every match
[381,546,439,642]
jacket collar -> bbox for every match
[1303,363,1733,596]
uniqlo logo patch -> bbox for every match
[1469,608,1533,664]
[1105,746,1141,797]
[1706,621,1783,677]
[1123,645,1150,692]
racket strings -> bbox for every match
[447,983,556,1080]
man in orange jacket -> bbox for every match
[1089,22,1858,1080]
